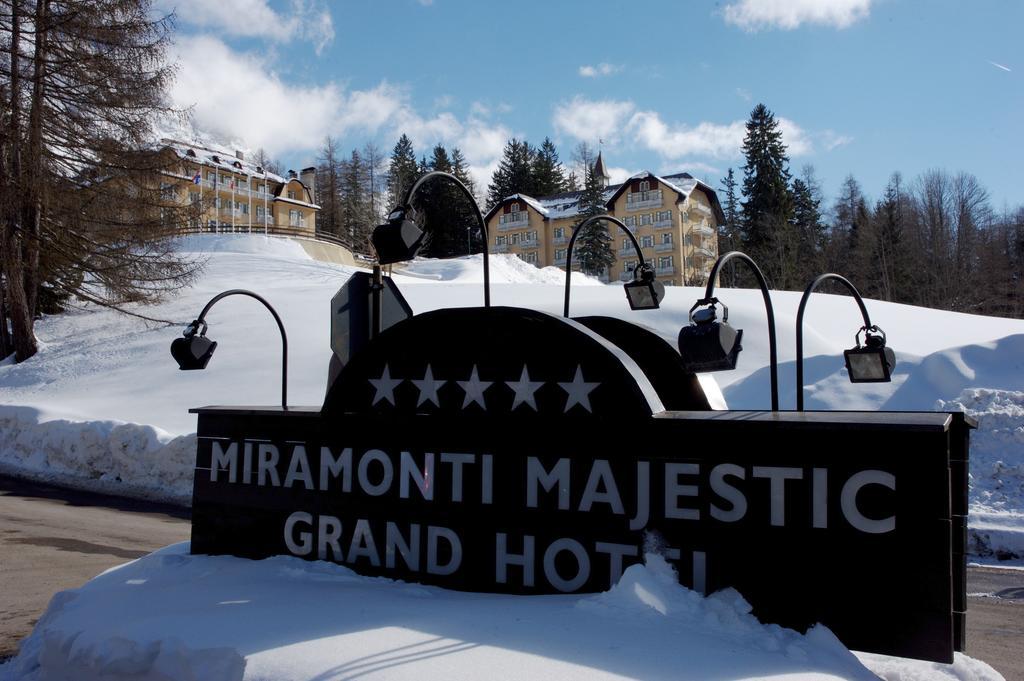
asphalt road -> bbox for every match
[0,475,1021,679]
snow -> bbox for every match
[0,233,1021,679]
[3,543,998,681]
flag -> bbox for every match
[192,171,201,184]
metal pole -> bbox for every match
[195,289,288,409]
[703,251,779,411]
[564,214,648,318]
[370,263,383,339]
[795,273,873,411]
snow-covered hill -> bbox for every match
[1,235,1019,681]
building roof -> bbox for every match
[161,138,287,184]
[485,169,724,223]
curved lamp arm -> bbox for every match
[564,214,648,318]
[190,289,289,409]
[402,171,490,307]
[701,251,779,411]
[795,273,873,411]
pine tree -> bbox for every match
[340,149,368,250]
[531,137,567,196]
[573,163,614,277]
[361,142,386,229]
[386,133,417,208]
[451,147,484,253]
[872,172,909,302]
[739,104,794,288]
[719,168,740,286]
[316,137,343,240]
[486,138,534,207]
[790,165,826,285]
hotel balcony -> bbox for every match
[518,238,539,249]
[653,217,673,229]
[625,190,663,211]
[493,243,510,253]
[655,242,675,253]
[552,236,568,245]
[618,271,634,282]
[692,246,716,259]
[497,214,530,231]
[690,202,713,217]
[694,223,716,237]
[553,257,567,266]
[656,266,676,276]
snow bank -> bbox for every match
[9,543,992,681]
[0,406,194,505]
[937,389,1024,560]
[397,252,602,286]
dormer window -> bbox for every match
[186,149,196,157]
[639,180,651,192]
[233,161,242,169]
[511,202,520,212]
[212,155,220,163]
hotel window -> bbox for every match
[661,233,673,244]
[640,235,654,248]
[511,202,520,212]
[555,248,566,260]
[623,216,636,227]
[622,238,630,249]
[526,230,538,242]
[189,191,200,204]
[639,180,650,192]
[659,256,674,269]
[524,251,538,264]
[640,213,652,225]
[623,260,637,273]
[496,235,507,245]
[207,172,215,182]
[256,206,265,217]
[554,227,564,238]
[657,210,672,222]
[510,233,520,244]
[288,190,296,200]
[289,209,304,227]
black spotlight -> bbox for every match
[623,263,665,311]
[844,326,896,383]
[678,299,743,372]
[170,320,217,370]
[370,207,425,265]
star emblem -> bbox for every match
[368,364,402,406]
[506,365,544,411]
[558,365,600,413]
[411,365,446,407]
[457,365,493,410]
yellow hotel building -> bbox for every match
[157,138,320,234]
[484,154,724,287]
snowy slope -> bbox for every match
[0,543,1002,681]
[0,235,1018,681]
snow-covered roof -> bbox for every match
[273,195,322,210]
[161,138,287,184]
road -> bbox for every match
[0,475,1021,679]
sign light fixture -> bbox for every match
[677,299,743,372]
[844,326,896,383]
[170,320,216,370]
[623,263,665,311]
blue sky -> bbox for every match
[164,0,1022,211]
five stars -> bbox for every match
[506,365,545,411]
[368,364,402,406]
[559,365,600,413]
[368,363,600,412]
[457,365,493,409]
[411,365,446,407]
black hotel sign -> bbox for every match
[189,306,971,664]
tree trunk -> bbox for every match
[23,0,49,321]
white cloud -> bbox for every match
[170,36,509,191]
[735,87,752,102]
[606,166,638,184]
[579,63,622,78]
[722,0,871,31]
[164,0,334,53]
[552,97,829,166]
[629,112,747,160]
[553,96,636,144]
